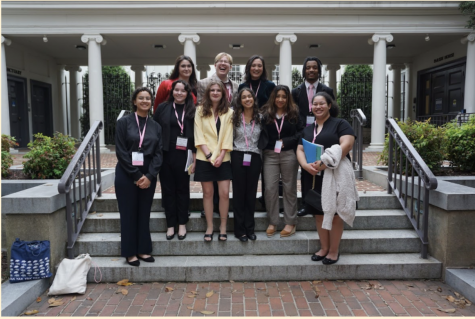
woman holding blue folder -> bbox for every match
[296,92,355,265]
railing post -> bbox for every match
[65,193,74,259]
[387,123,393,194]
[96,130,102,197]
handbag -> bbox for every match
[49,254,94,295]
[9,238,52,283]
[305,176,323,212]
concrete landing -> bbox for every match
[446,268,475,303]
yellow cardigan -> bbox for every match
[194,105,234,163]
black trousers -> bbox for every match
[159,148,190,227]
[115,161,156,257]
[231,151,262,237]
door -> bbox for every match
[7,76,29,147]
[31,80,53,137]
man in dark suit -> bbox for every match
[292,57,335,217]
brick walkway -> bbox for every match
[23,279,474,316]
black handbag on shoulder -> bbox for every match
[305,176,323,212]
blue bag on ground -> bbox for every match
[9,238,52,283]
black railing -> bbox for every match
[386,118,438,259]
[417,113,475,126]
[58,120,103,259]
[350,109,367,179]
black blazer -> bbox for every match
[257,115,304,152]
[153,101,196,153]
[292,82,335,125]
[238,80,276,109]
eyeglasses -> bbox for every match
[216,60,230,65]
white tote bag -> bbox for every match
[48,254,94,295]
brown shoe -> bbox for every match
[266,226,276,237]
[280,226,296,238]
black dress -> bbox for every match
[299,117,354,215]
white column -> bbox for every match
[404,63,412,120]
[65,65,82,139]
[59,65,69,135]
[462,33,475,113]
[178,34,200,66]
[367,33,393,151]
[81,34,107,149]
[130,65,145,89]
[275,33,297,87]
[196,64,210,80]
[325,64,340,98]
[1,36,12,136]
[389,64,405,119]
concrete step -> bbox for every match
[445,269,475,303]
[86,253,441,282]
[74,229,421,256]
[82,210,412,233]
[94,192,401,212]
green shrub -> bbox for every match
[23,132,77,179]
[379,119,446,173]
[1,134,18,152]
[1,135,18,177]
[444,115,475,172]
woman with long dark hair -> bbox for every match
[153,80,196,240]
[115,87,163,266]
[231,88,263,242]
[260,85,303,238]
[153,55,198,112]
[238,55,276,108]
[194,81,234,242]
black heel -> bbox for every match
[204,233,213,242]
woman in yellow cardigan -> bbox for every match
[194,80,234,242]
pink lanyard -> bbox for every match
[250,81,261,97]
[215,114,219,124]
[274,115,285,139]
[312,122,320,143]
[242,114,255,151]
[173,102,185,135]
[134,112,148,150]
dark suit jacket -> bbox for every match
[238,80,276,108]
[153,101,196,153]
[291,82,335,125]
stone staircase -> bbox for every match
[78,193,442,282]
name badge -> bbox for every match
[274,140,283,153]
[132,152,144,166]
[176,136,188,150]
[306,116,315,127]
[243,153,252,166]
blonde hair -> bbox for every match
[214,52,233,65]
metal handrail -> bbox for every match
[58,120,103,259]
[350,109,367,180]
[386,118,438,259]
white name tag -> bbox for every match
[132,152,144,166]
[176,136,188,150]
[306,116,315,127]
[274,140,283,153]
[243,153,252,166]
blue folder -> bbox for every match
[302,139,324,164]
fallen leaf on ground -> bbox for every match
[71,297,76,301]
[406,284,414,288]
[97,214,103,217]
[90,211,96,215]
[187,294,196,298]
[264,292,270,297]
[190,291,198,295]
[48,298,64,307]
[36,297,41,303]
[86,297,93,301]
[314,287,320,292]
[229,280,235,283]
[446,296,456,302]
[232,289,237,293]
[437,287,442,292]
[117,279,133,286]
[312,281,321,285]
[437,308,456,313]
[165,286,174,292]
[48,298,55,304]
[187,306,194,310]
[24,310,39,315]
[454,292,461,298]
[206,291,214,298]
[121,289,128,295]
[315,294,319,299]
[200,310,215,315]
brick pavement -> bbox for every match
[22,279,475,316]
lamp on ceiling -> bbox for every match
[229,44,244,50]
[386,44,396,49]
[425,34,430,42]
[43,35,48,43]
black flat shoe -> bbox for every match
[178,233,187,240]
[297,208,309,217]
[311,253,327,262]
[238,235,248,242]
[204,233,213,242]
[218,234,227,241]
[125,257,140,267]
[322,253,340,265]
[247,234,257,241]
[166,233,175,240]
[137,255,155,263]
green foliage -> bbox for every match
[22,132,77,179]
[2,134,18,152]
[379,119,446,173]
[291,67,303,89]
[444,116,475,172]
[459,1,475,30]
[1,135,18,177]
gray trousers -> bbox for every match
[263,149,299,226]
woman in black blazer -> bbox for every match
[238,55,276,108]
[153,80,196,240]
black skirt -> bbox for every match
[194,159,232,182]
[302,168,324,216]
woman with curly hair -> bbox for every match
[260,85,304,238]
[231,88,263,242]
[194,81,234,242]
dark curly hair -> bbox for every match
[131,87,153,112]
[243,55,268,83]
[232,88,260,127]
[261,85,299,124]
[312,91,340,117]
[301,56,323,82]
[200,81,230,117]
[166,80,196,119]
[168,55,198,95]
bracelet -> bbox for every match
[205,153,212,159]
